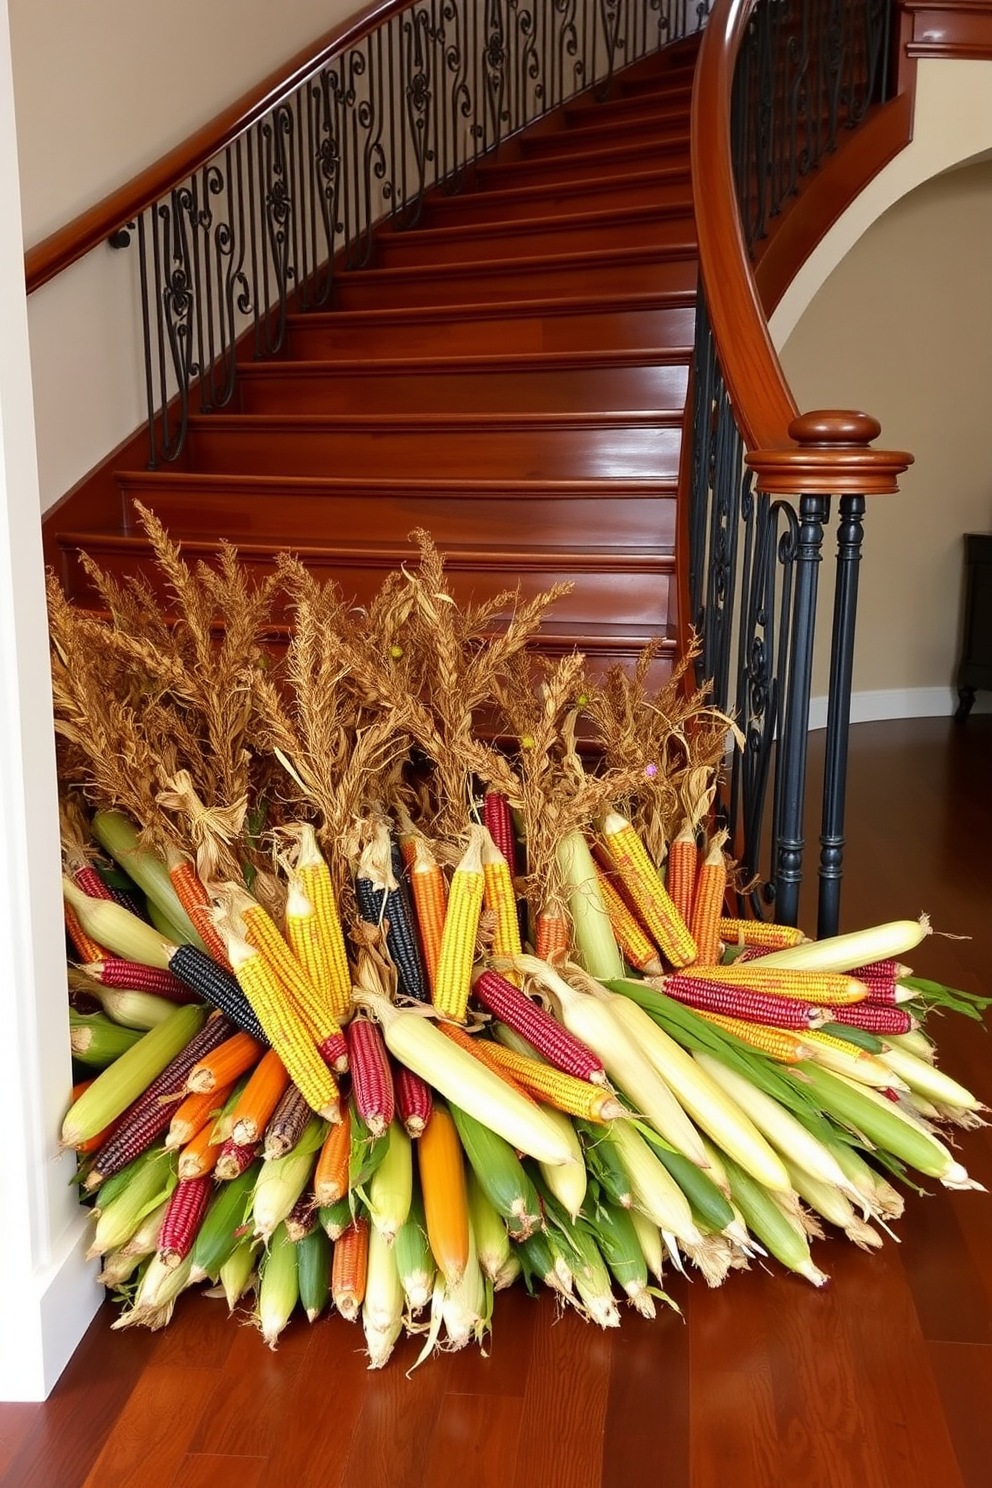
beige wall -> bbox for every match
[10,0,356,246]
[779,161,992,706]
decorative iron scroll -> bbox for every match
[132,0,710,467]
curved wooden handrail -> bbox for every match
[691,0,912,489]
[24,0,403,294]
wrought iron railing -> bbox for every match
[687,0,910,936]
[76,0,712,468]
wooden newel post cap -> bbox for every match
[787,410,881,446]
[746,409,913,497]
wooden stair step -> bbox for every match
[181,412,684,482]
[416,164,692,227]
[562,86,694,130]
[234,352,690,416]
[331,245,697,311]
[285,291,696,359]
[529,99,692,153]
[372,200,695,267]
[114,471,678,550]
[56,532,676,630]
[472,132,689,190]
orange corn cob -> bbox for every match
[438,1022,540,1106]
[675,962,868,1005]
[176,1120,222,1180]
[186,1030,265,1094]
[64,903,108,964]
[594,865,663,975]
[167,855,231,969]
[431,829,485,1023]
[479,1038,625,1123]
[418,1105,470,1285]
[332,1217,369,1321]
[228,936,340,1119]
[533,907,570,964]
[409,837,448,995]
[600,811,697,968]
[718,918,809,951]
[481,829,522,965]
[665,826,700,928]
[229,1047,292,1146]
[314,1105,352,1207]
[166,1082,234,1149]
[690,832,728,966]
[693,1010,812,1063]
[295,826,352,1025]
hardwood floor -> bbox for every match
[3,715,990,1488]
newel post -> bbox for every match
[746,412,912,935]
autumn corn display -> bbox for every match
[49,515,990,1368]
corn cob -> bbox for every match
[432,828,486,1023]
[215,1136,261,1181]
[394,1064,433,1138]
[482,791,518,875]
[829,1002,914,1035]
[332,1217,370,1321]
[753,918,931,972]
[70,1010,144,1067]
[256,1222,299,1348]
[168,944,269,1043]
[594,866,663,976]
[363,1224,405,1368]
[157,1175,213,1267]
[188,1163,259,1282]
[91,810,205,949]
[263,1083,313,1160]
[348,1017,395,1138]
[367,1121,413,1244]
[533,907,571,965]
[689,832,729,966]
[81,959,199,1005]
[294,826,352,1025]
[63,876,175,970]
[481,829,523,966]
[356,826,429,1004]
[473,969,606,1084]
[662,971,829,1030]
[314,1105,351,1207]
[418,1104,470,1283]
[186,1030,265,1095]
[408,836,447,995]
[240,898,347,1071]
[448,1102,541,1240]
[717,918,808,950]
[230,1048,292,1146]
[666,824,700,929]
[693,1010,812,1063]
[284,1189,318,1243]
[673,963,868,1005]
[439,1022,540,1106]
[166,1084,232,1150]
[481,1036,624,1123]
[64,902,110,963]
[166,854,231,969]
[801,1029,905,1087]
[600,811,697,968]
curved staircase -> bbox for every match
[46,39,701,683]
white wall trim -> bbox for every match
[809,686,992,730]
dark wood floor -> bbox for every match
[3,714,990,1488]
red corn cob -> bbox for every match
[215,1137,261,1181]
[73,866,114,901]
[347,1018,395,1137]
[829,1003,915,1035]
[394,1062,433,1138]
[857,977,901,1005]
[483,792,518,877]
[157,1175,212,1266]
[849,959,908,982]
[317,1029,350,1075]
[472,970,606,1085]
[81,958,200,1005]
[661,973,829,1031]
[83,1015,234,1190]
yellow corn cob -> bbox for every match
[694,1010,812,1064]
[242,899,346,1052]
[481,829,522,965]
[802,1029,908,1088]
[480,1038,625,1123]
[718,918,809,950]
[432,828,486,1023]
[295,825,352,1024]
[285,881,332,1006]
[594,865,663,976]
[675,962,867,1005]
[600,812,697,968]
[228,935,339,1119]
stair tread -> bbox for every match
[421,162,691,216]
[59,531,675,563]
[186,410,685,431]
[374,199,694,249]
[237,348,693,378]
[287,288,696,331]
[478,131,690,179]
[115,471,678,493]
[339,240,697,287]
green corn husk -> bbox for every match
[318,1197,353,1241]
[450,1102,542,1239]
[70,1010,145,1067]
[637,1125,736,1234]
[366,1120,413,1244]
[91,1140,170,1215]
[628,1207,665,1285]
[608,1119,702,1247]
[91,809,206,950]
[557,829,624,981]
[88,1146,177,1258]
[551,1219,620,1329]
[818,1022,886,1055]
[62,1002,209,1148]
[715,1143,828,1288]
[220,1235,258,1310]
[363,1223,405,1369]
[585,1200,655,1317]
[877,1045,982,1112]
[466,1169,514,1290]
[91,988,179,1032]
[256,1222,299,1348]
[296,1225,332,1322]
[251,1119,324,1242]
[579,1121,634,1208]
[537,1103,587,1219]
[97,1196,172,1286]
[112,1254,194,1331]
[394,1192,436,1312]
[189,1163,258,1281]
[515,1228,572,1297]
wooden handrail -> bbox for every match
[24,0,404,294]
[690,0,912,487]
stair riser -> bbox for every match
[286,302,696,359]
[60,540,674,629]
[373,209,695,268]
[183,423,683,482]
[473,137,688,190]
[521,109,691,158]
[562,92,693,130]
[332,256,696,310]
[418,171,691,227]
[115,483,677,552]
[235,362,689,416]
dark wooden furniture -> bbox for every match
[955,533,992,719]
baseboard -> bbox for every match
[1,1212,103,1402]
[808,686,992,730]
